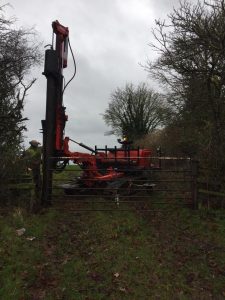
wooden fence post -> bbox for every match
[191,160,199,209]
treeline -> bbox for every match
[146,0,225,188]
[146,0,225,162]
[104,0,225,190]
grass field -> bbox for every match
[1,200,225,299]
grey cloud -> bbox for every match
[3,0,194,149]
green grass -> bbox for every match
[1,202,225,299]
[0,209,57,299]
[52,164,81,197]
[53,164,81,181]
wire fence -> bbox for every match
[5,154,224,212]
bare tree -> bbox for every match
[103,83,169,142]
[146,0,225,166]
[0,4,42,184]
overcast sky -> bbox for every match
[4,0,182,151]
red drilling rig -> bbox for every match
[41,21,154,204]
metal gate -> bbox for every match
[43,156,198,212]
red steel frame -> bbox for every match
[46,20,153,190]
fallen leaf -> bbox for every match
[26,236,36,241]
[114,272,120,278]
